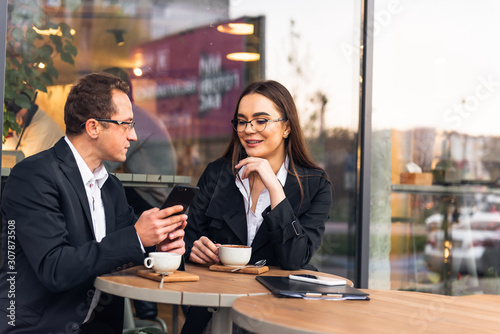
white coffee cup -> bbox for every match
[144,252,181,275]
[218,245,252,267]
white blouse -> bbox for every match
[235,156,289,246]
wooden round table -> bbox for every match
[231,289,500,334]
[95,264,352,334]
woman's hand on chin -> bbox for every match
[235,157,286,208]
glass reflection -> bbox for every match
[3,0,361,283]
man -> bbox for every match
[0,72,187,333]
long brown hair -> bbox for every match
[222,80,329,202]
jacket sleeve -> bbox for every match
[262,171,332,270]
[1,159,144,293]
[183,161,219,262]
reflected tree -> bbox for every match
[3,0,78,142]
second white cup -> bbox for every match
[218,245,252,267]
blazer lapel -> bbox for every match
[251,167,304,251]
[205,164,248,245]
[282,166,304,211]
[221,196,247,245]
[101,186,116,234]
[250,219,269,251]
[54,139,95,237]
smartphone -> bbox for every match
[289,274,347,286]
[160,184,200,215]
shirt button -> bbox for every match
[128,262,134,267]
[71,323,79,330]
[115,266,122,271]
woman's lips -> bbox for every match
[245,139,262,147]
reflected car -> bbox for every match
[424,212,500,275]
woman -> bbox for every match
[181,80,332,333]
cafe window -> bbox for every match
[371,0,500,295]
[2,0,363,283]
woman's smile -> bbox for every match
[244,139,263,147]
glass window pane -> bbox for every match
[2,0,363,282]
[372,0,500,295]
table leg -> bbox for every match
[172,304,178,334]
[209,307,232,334]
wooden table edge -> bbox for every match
[94,274,183,304]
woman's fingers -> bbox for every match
[190,236,219,263]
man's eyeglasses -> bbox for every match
[80,118,136,131]
[231,118,286,132]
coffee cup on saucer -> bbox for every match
[218,245,252,267]
[144,252,181,275]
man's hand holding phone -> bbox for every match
[156,205,188,254]
[156,206,188,253]
[150,185,199,253]
[135,185,199,254]
[135,205,187,251]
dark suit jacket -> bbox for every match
[0,138,145,333]
[184,158,332,270]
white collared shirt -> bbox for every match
[64,137,108,242]
[64,136,108,323]
[236,156,289,246]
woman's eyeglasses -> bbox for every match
[231,118,286,132]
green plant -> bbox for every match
[3,0,78,142]
[484,266,499,279]
[2,103,19,142]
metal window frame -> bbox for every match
[0,0,8,199]
[355,0,374,288]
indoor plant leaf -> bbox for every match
[36,44,54,60]
[60,52,75,65]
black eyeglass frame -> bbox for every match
[80,118,136,130]
[231,117,287,132]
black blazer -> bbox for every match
[0,138,144,333]
[184,158,332,270]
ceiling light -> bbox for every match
[33,26,62,36]
[107,29,126,46]
[33,26,76,36]
[217,23,254,35]
[226,52,260,62]
[133,68,143,77]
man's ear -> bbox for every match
[15,108,28,127]
[84,119,100,139]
